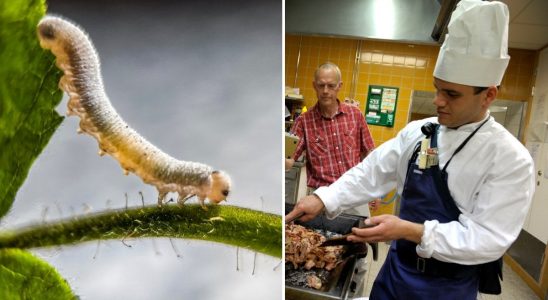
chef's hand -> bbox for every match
[286,194,325,223]
[347,214,424,244]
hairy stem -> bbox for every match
[0,204,282,258]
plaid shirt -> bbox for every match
[291,101,375,188]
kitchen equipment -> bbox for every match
[285,204,378,300]
[319,221,378,247]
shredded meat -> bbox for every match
[285,224,344,272]
[306,274,322,290]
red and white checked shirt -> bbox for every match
[291,101,375,188]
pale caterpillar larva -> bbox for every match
[36,15,231,208]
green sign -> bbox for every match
[365,85,399,127]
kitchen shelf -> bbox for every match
[285,95,304,132]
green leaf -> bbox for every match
[0,249,75,300]
[0,0,64,218]
[0,204,283,258]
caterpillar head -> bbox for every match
[207,170,231,204]
[37,16,90,62]
[37,16,70,50]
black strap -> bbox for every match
[442,117,490,172]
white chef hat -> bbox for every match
[433,0,510,87]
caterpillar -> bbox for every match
[36,15,231,208]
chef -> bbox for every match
[285,0,535,299]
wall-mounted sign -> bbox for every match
[365,85,399,127]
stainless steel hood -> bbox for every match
[286,0,442,44]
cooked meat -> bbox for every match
[285,224,344,271]
[306,274,322,290]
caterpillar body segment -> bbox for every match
[37,16,231,207]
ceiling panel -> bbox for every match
[509,24,548,49]
[501,0,531,21]
[285,0,548,50]
[502,0,548,50]
[512,0,548,26]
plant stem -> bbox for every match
[0,204,282,258]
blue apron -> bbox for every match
[370,121,492,300]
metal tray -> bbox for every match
[285,204,369,300]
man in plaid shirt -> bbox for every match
[286,62,377,297]
[287,62,377,216]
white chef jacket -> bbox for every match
[315,115,535,265]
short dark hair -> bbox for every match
[473,85,501,95]
[473,87,488,95]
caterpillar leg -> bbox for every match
[197,196,208,211]
[59,75,73,94]
[177,193,194,207]
[157,190,168,207]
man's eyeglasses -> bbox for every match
[315,82,339,90]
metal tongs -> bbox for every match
[319,218,377,247]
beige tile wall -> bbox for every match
[286,35,536,146]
